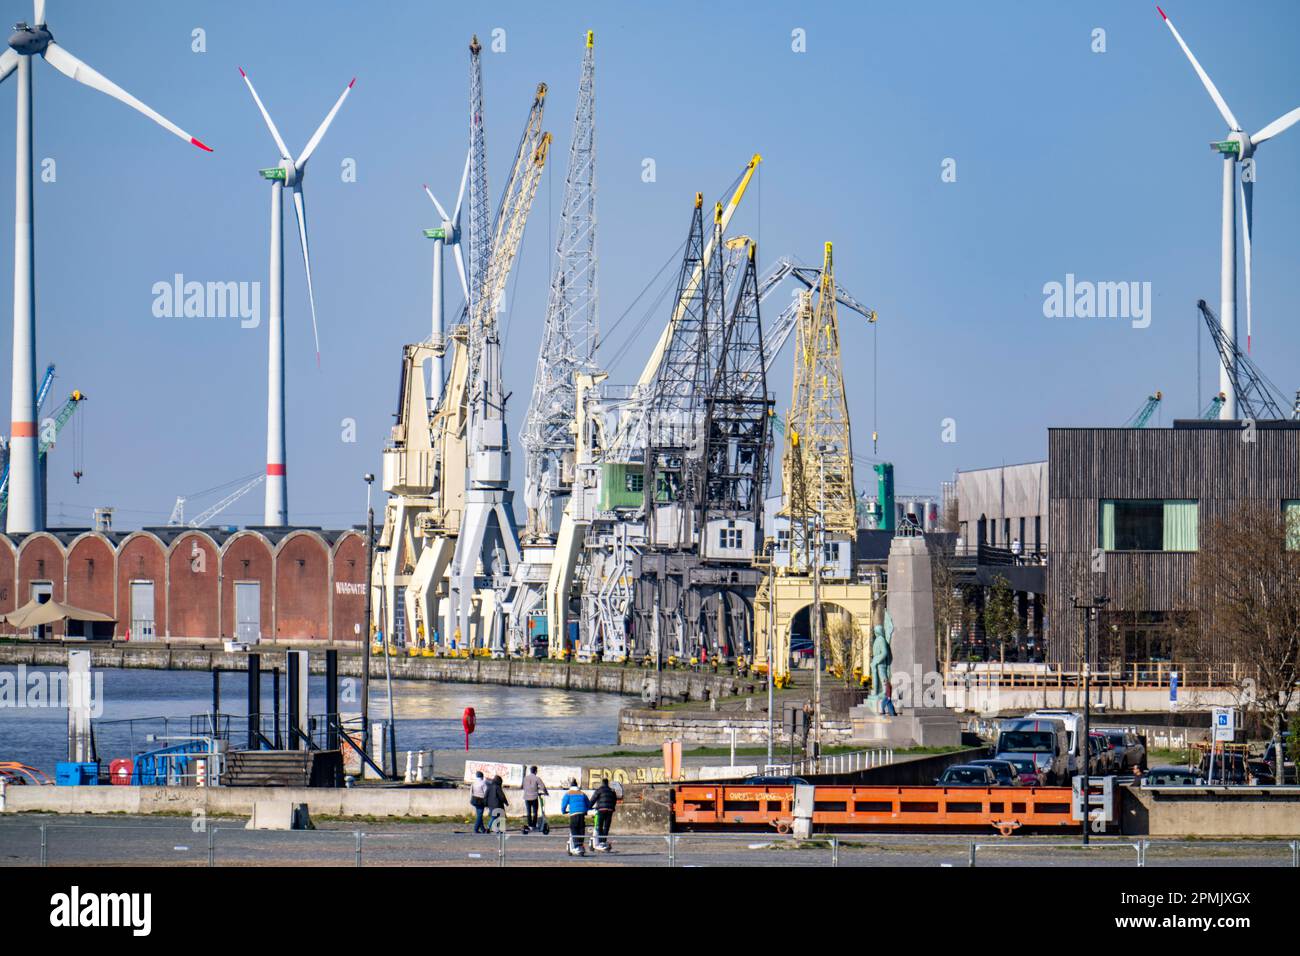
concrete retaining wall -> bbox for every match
[618,708,852,747]
[1121,785,1300,837]
[0,642,749,701]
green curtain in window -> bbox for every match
[1162,500,1198,551]
[1099,500,1115,550]
[1285,500,1300,550]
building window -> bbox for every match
[1285,500,1300,550]
[822,541,838,563]
[1034,516,1041,551]
[718,527,743,550]
[625,472,643,493]
[1099,499,1198,552]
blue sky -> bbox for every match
[3,0,1298,529]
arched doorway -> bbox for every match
[788,602,863,680]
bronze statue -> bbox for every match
[867,602,894,713]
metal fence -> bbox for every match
[2,823,1296,868]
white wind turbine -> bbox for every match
[1158,6,1300,420]
[0,1,211,533]
[239,67,354,526]
[422,147,472,403]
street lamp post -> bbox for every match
[362,474,374,763]
[1073,591,1109,845]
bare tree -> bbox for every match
[931,544,963,674]
[1188,502,1300,781]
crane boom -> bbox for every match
[189,475,265,527]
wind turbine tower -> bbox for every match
[1157,6,1300,419]
[240,68,354,526]
[0,1,211,533]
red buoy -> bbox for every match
[462,707,476,752]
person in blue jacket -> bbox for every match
[560,779,591,856]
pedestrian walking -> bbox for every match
[560,778,590,856]
[592,777,620,851]
[485,774,509,832]
[470,770,488,833]
[522,765,548,833]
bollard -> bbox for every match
[40,823,47,867]
[1292,841,1299,868]
[208,826,216,867]
[355,830,363,867]
[968,842,976,867]
[830,836,839,867]
[498,830,506,867]
[1138,840,1148,867]
[667,833,677,867]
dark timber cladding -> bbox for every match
[1046,421,1300,663]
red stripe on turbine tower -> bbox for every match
[10,422,36,437]
[267,464,286,476]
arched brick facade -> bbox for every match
[16,534,66,637]
[274,531,330,640]
[0,537,16,619]
[64,534,117,637]
[117,532,167,640]
[331,530,366,643]
[1,528,360,644]
[220,532,274,642]
[166,532,220,640]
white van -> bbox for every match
[1024,709,1082,775]
[994,717,1072,785]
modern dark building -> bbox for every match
[1047,420,1300,664]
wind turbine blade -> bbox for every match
[452,146,471,223]
[42,43,213,150]
[1240,175,1253,353]
[1156,7,1241,131]
[34,0,44,26]
[1253,107,1300,145]
[453,242,470,302]
[291,184,321,366]
[0,49,18,85]
[295,78,355,171]
[423,185,451,222]
[238,67,291,160]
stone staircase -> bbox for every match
[221,750,340,787]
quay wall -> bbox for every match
[0,642,752,701]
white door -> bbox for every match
[30,581,52,640]
[130,580,156,641]
[235,582,261,643]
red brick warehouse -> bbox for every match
[0,526,366,643]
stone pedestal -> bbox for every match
[850,706,962,749]
[851,535,961,748]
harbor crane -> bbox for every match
[1197,299,1296,420]
[0,385,85,522]
[1123,391,1162,428]
[373,46,551,656]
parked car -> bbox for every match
[1246,760,1277,785]
[1198,753,1248,785]
[995,717,1071,784]
[1143,765,1205,786]
[969,758,1020,786]
[1098,728,1146,772]
[1024,709,1081,774]
[1087,732,1113,775]
[1003,756,1046,786]
[936,764,998,787]
[1261,739,1297,783]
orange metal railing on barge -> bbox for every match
[673,783,1079,831]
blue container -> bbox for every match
[55,761,100,786]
